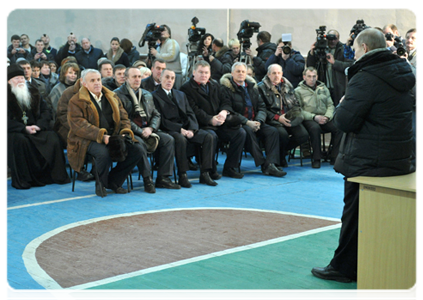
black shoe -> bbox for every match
[178,173,192,188]
[312,160,321,168]
[155,176,181,189]
[188,159,198,171]
[77,169,95,182]
[95,182,107,197]
[113,186,128,194]
[210,171,222,180]
[143,176,156,193]
[199,172,218,186]
[261,163,287,177]
[222,167,244,179]
[311,265,354,283]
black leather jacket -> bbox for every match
[113,83,161,137]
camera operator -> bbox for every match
[265,35,305,88]
[306,29,353,106]
[244,31,277,82]
[202,38,231,81]
[149,25,183,89]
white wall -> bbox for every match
[7,8,416,58]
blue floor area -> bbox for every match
[7,152,346,291]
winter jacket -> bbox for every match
[75,46,105,70]
[113,83,161,137]
[252,42,277,81]
[219,74,267,125]
[333,49,415,177]
[294,80,335,121]
[257,76,300,126]
[67,85,135,172]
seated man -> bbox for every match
[67,69,144,197]
[220,62,286,177]
[152,68,218,188]
[294,66,341,168]
[141,58,166,92]
[258,64,309,167]
[7,64,70,189]
[114,66,181,192]
[102,64,126,90]
[180,60,246,178]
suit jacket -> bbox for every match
[152,87,198,133]
[179,78,234,130]
[141,75,160,93]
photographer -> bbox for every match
[306,29,353,106]
[265,35,305,88]
[149,25,183,89]
[244,31,277,82]
[7,34,33,64]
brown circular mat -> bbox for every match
[35,209,339,288]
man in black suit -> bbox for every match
[141,58,166,92]
[180,60,246,178]
[152,69,218,188]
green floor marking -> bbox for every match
[89,228,357,290]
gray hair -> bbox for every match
[231,61,247,73]
[267,63,282,74]
[81,69,101,83]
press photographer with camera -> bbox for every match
[149,25,183,89]
[7,34,33,64]
[265,34,305,88]
[306,28,353,106]
[244,31,277,82]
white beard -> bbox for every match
[11,83,32,110]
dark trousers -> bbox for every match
[302,120,341,161]
[330,179,359,281]
[87,140,144,190]
[205,127,246,170]
[243,123,280,167]
[275,123,309,162]
[168,129,214,174]
[134,131,175,178]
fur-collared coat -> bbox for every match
[219,73,267,125]
[67,85,135,172]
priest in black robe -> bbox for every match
[7,64,70,189]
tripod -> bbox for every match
[185,41,200,82]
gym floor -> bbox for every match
[7,150,359,299]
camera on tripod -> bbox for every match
[138,22,165,49]
[188,17,206,43]
[385,33,406,56]
[237,20,261,50]
[314,26,330,61]
[348,19,369,46]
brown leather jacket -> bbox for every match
[67,85,135,172]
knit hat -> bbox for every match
[7,64,25,81]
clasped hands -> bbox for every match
[25,125,41,135]
[210,110,228,127]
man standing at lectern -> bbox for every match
[311,28,415,282]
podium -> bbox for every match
[349,172,416,289]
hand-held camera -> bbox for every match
[188,17,206,43]
[348,19,370,46]
[237,20,261,50]
[139,23,165,48]
[385,33,406,56]
[280,33,292,55]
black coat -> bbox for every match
[219,74,267,125]
[252,42,277,82]
[179,78,234,130]
[333,49,415,177]
[152,87,199,133]
[75,46,105,70]
[141,76,160,93]
[114,83,161,137]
